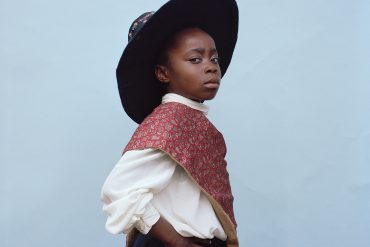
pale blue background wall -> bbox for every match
[1,0,369,246]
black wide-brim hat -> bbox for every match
[117,0,239,124]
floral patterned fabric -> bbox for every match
[128,11,154,42]
[124,102,236,227]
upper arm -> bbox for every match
[101,148,177,200]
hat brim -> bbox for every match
[117,0,239,124]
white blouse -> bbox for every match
[100,93,227,240]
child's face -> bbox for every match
[155,27,221,102]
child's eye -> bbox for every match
[189,58,202,63]
[211,57,220,64]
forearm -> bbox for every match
[149,216,182,245]
[148,217,198,247]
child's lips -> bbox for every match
[204,80,220,89]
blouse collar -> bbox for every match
[161,93,209,115]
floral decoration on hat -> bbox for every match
[128,12,155,42]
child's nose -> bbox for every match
[204,62,219,74]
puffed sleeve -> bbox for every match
[100,148,176,234]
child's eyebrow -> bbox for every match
[186,48,218,54]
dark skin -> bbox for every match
[149,217,201,247]
[155,27,222,103]
[149,28,222,247]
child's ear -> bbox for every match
[155,65,170,83]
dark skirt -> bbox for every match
[131,233,226,247]
[131,233,164,247]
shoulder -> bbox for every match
[124,102,224,154]
[124,103,204,148]
[140,102,203,128]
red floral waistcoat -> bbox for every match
[123,102,238,247]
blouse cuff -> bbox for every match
[134,202,160,234]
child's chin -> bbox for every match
[203,91,218,101]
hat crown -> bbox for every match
[128,12,154,42]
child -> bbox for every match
[101,0,239,246]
